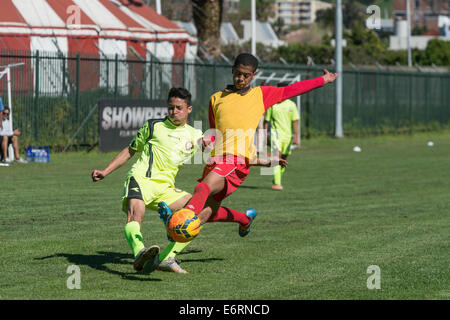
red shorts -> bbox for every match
[198,155,250,202]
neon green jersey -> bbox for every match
[127,117,203,187]
[264,99,299,140]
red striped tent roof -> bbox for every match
[0,0,196,53]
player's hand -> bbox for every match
[278,158,288,168]
[91,170,106,182]
[200,136,214,152]
[322,69,338,84]
[264,157,288,168]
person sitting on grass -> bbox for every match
[0,107,27,164]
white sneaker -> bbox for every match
[157,257,188,274]
[15,157,28,163]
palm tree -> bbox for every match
[192,0,223,60]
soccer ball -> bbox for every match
[166,208,201,243]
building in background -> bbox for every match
[275,0,333,26]
[439,15,450,36]
[224,0,240,14]
[389,19,449,50]
[393,0,450,34]
[175,20,284,49]
[240,20,285,47]
[390,0,450,50]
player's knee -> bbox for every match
[202,175,224,194]
[127,212,144,224]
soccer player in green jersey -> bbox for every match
[91,87,205,274]
[264,82,300,191]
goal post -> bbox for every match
[251,72,302,155]
[0,63,25,161]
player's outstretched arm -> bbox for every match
[91,146,135,182]
[261,70,338,110]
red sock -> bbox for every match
[207,206,250,226]
[185,182,210,214]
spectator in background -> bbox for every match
[0,107,27,163]
[264,82,300,191]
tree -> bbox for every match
[272,17,285,37]
[256,0,275,22]
[315,8,335,29]
[343,0,366,29]
[192,0,223,60]
[343,20,387,65]
[424,39,450,66]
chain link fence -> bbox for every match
[0,49,449,152]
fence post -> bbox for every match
[149,55,153,99]
[76,52,81,151]
[408,71,413,134]
[114,53,119,98]
[424,73,428,125]
[62,54,66,97]
[212,61,216,92]
[34,50,40,142]
[374,70,378,130]
[442,75,446,125]
[182,58,186,89]
[106,56,109,92]
[141,60,146,99]
[355,69,360,132]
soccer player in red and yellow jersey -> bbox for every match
[181,53,338,236]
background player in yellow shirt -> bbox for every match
[264,82,300,191]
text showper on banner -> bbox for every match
[99,99,168,152]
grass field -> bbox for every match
[1,132,449,300]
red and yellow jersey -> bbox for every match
[208,77,324,160]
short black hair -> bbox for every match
[233,53,259,72]
[277,82,290,87]
[168,87,192,106]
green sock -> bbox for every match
[273,165,282,185]
[159,241,190,262]
[124,221,145,257]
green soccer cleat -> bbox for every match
[238,208,258,237]
[156,257,188,274]
[133,245,160,272]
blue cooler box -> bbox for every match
[26,146,50,163]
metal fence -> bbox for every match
[1,49,449,151]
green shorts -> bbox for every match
[270,131,293,156]
[122,175,189,213]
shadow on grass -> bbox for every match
[239,185,261,189]
[35,249,225,279]
[176,250,225,264]
[35,251,162,282]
